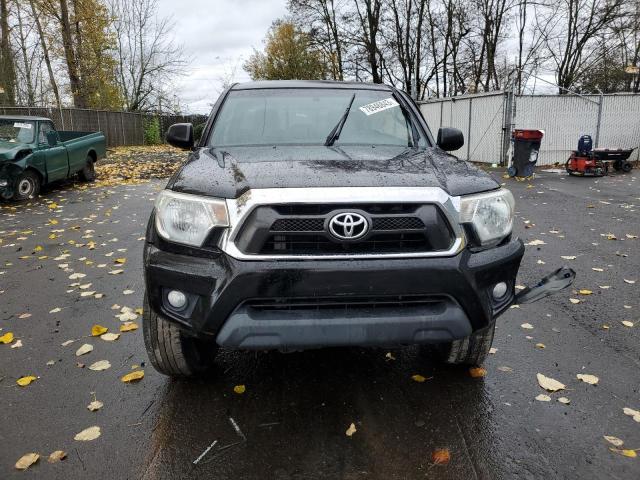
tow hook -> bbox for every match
[514,267,576,305]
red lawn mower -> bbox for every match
[566,135,635,177]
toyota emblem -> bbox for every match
[328,212,369,240]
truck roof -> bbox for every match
[0,115,50,122]
[232,80,393,91]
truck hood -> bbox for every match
[0,142,27,161]
[167,145,500,198]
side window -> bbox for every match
[39,122,55,144]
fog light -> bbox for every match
[0,179,8,187]
[167,290,187,310]
[492,282,508,300]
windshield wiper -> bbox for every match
[324,93,356,146]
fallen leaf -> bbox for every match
[592,268,604,272]
[89,360,111,371]
[497,366,513,372]
[622,321,634,328]
[18,313,32,319]
[345,423,357,437]
[233,384,246,394]
[525,239,546,246]
[431,448,451,465]
[623,279,636,285]
[49,307,62,313]
[535,343,546,349]
[561,256,577,260]
[121,370,144,383]
[469,367,487,378]
[123,289,135,295]
[109,269,124,275]
[537,373,565,392]
[570,298,581,304]
[576,373,599,385]
[623,407,640,422]
[489,347,498,354]
[100,333,120,341]
[385,352,396,360]
[120,322,139,332]
[521,323,534,329]
[11,339,23,349]
[48,450,67,463]
[116,311,138,322]
[75,344,93,356]
[0,332,14,344]
[87,399,104,412]
[579,289,593,295]
[535,394,551,402]
[604,436,624,447]
[411,374,428,383]
[115,258,127,264]
[15,453,39,470]
[91,325,108,336]
[74,426,101,441]
[16,376,37,387]
[68,273,86,280]
[610,448,637,458]
[558,397,571,404]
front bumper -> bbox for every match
[144,237,525,349]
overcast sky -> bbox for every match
[157,0,288,114]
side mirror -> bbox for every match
[166,123,194,150]
[46,131,58,147]
[437,127,464,151]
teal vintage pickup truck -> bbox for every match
[0,116,106,200]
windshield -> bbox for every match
[0,119,36,144]
[209,89,426,148]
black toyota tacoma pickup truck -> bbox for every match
[143,80,574,377]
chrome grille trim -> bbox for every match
[219,187,465,260]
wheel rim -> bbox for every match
[18,178,34,196]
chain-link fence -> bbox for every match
[0,106,207,148]
[419,93,640,166]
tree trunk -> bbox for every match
[0,0,16,105]
[59,0,85,107]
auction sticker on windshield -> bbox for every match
[14,123,33,129]
[359,98,400,116]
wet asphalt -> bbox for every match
[1,167,639,479]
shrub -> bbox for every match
[193,122,206,143]
[143,117,162,145]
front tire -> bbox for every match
[142,295,218,377]
[12,170,41,201]
[424,323,495,366]
[79,155,96,182]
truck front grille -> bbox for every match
[232,203,455,256]
[263,232,429,254]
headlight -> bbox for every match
[460,189,514,246]
[155,190,229,247]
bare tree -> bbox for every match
[108,0,187,112]
[29,0,62,107]
[288,0,345,80]
[352,0,383,83]
[540,0,624,93]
